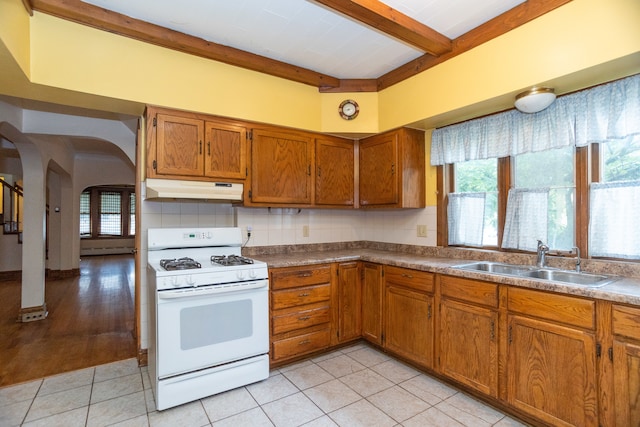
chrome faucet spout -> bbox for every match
[536,240,549,268]
[573,246,582,273]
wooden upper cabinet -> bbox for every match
[315,137,355,207]
[249,128,314,205]
[204,120,247,180]
[147,107,247,182]
[154,113,204,177]
[359,127,425,208]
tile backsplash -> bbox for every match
[142,200,438,248]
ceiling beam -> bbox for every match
[314,0,451,56]
[21,0,33,16]
[30,0,341,89]
[375,0,574,91]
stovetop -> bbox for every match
[147,227,269,290]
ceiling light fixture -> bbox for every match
[514,87,556,113]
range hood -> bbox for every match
[145,178,243,201]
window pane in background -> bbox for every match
[601,138,640,182]
[100,191,121,235]
[514,147,575,250]
[80,191,91,236]
[129,192,136,236]
[455,158,498,246]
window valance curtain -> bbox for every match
[431,73,640,166]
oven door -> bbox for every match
[155,280,268,378]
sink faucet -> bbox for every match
[536,240,549,268]
[572,246,582,273]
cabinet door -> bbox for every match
[613,340,640,426]
[439,298,498,396]
[315,137,354,206]
[250,129,313,204]
[204,121,247,180]
[508,315,598,427]
[361,263,382,345]
[359,133,398,206]
[337,262,361,343]
[385,284,433,368]
[155,114,204,177]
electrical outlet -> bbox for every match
[303,225,309,237]
[417,224,428,238]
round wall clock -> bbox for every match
[338,99,359,120]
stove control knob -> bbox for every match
[249,269,258,279]
[170,276,180,288]
[185,275,195,287]
[236,270,246,280]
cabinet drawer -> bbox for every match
[508,287,595,330]
[612,304,640,341]
[384,266,434,293]
[272,306,331,335]
[272,329,330,360]
[271,284,330,310]
[270,265,332,290]
[440,275,499,308]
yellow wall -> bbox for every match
[1,0,639,209]
[0,0,30,77]
[380,0,640,130]
[2,0,638,133]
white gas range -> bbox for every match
[147,227,269,411]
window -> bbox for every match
[129,192,136,237]
[504,147,575,251]
[81,186,135,238]
[589,138,640,259]
[449,159,498,246]
[80,191,91,236]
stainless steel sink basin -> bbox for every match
[522,269,616,287]
[453,261,617,287]
[453,262,535,276]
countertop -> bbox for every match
[253,248,640,306]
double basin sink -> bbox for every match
[453,261,618,288]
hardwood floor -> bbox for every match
[0,255,137,387]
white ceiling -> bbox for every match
[81,0,525,79]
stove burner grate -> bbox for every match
[211,255,254,266]
[160,257,202,271]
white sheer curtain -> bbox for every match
[448,193,485,246]
[502,188,549,251]
[589,181,640,259]
[431,74,640,165]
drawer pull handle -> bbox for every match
[401,273,414,279]
[298,292,310,297]
[298,273,312,277]
[298,339,310,346]
[299,316,311,321]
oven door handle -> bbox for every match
[158,280,268,299]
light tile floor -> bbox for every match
[0,343,528,427]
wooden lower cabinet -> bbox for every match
[336,262,361,344]
[384,266,434,368]
[361,263,383,345]
[438,276,499,397]
[611,304,640,426]
[269,264,333,364]
[507,288,598,427]
[267,263,639,427]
